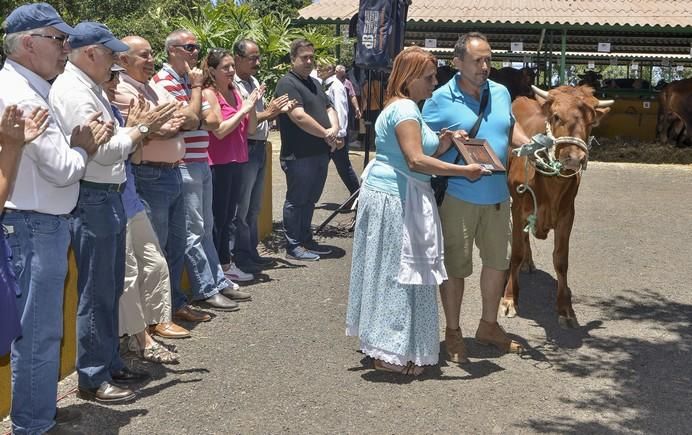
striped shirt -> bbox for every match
[152,63,210,163]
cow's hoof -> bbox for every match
[520,261,536,273]
[500,298,517,318]
[558,315,580,329]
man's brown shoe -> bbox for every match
[173,305,212,323]
[475,319,523,354]
[444,327,469,364]
[150,322,191,339]
[77,382,135,404]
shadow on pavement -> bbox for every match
[56,403,148,435]
[513,268,602,350]
[514,288,692,433]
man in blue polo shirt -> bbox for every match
[423,32,531,364]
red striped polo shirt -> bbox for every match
[152,63,210,163]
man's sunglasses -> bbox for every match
[108,70,120,82]
[174,43,201,53]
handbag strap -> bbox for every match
[451,87,490,164]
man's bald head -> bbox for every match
[119,35,154,83]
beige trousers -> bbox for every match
[118,210,172,335]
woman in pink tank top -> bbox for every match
[202,49,262,279]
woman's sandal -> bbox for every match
[373,359,424,376]
[128,336,179,364]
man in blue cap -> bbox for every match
[49,21,178,405]
[1,3,113,434]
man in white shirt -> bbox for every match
[319,64,360,200]
[50,21,176,404]
[0,4,110,434]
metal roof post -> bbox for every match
[560,29,567,84]
[336,24,341,60]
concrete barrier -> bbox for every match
[1,141,273,419]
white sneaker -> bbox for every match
[224,262,254,282]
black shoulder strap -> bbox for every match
[452,88,489,164]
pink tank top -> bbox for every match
[208,87,249,165]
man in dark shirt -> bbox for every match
[275,39,339,261]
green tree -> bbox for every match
[243,0,310,18]
[173,1,340,96]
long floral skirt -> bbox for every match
[345,184,439,366]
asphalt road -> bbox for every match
[3,148,691,434]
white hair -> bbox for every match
[335,64,346,73]
[2,28,38,56]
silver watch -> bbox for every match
[137,124,150,136]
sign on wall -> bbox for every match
[597,42,611,53]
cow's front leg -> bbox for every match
[520,231,535,272]
[554,213,579,328]
[501,210,525,318]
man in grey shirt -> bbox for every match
[232,39,294,269]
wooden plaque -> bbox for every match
[452,137,506,172]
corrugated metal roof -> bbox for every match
[427,47,692,63]
[298,0,692,28]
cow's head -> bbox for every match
[532,85,613,172]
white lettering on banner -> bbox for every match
[598,42,611,52]
[363,10,379,34]
[425,38,437,48]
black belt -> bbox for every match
[248,139,266,146]
[80,180,126,193]
[134,160,182,169]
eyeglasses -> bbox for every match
[174,43,201,53]
[239,54,261,62]
[30,33,67,46]
[108,70,120,82]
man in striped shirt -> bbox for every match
[152,29,249,316]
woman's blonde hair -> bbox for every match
[385,46,437,105]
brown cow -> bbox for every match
[657,78,692,147]
[501,85,613,328]
[489,67,536,100]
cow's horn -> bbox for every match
[596,99,615,108]
[531,85,550,99]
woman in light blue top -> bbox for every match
[346,47,490,376]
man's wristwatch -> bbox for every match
[137,124,150,136]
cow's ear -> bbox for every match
[592,107,611,127]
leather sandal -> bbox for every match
[475,319,523,354]
[128,336,179,364]
[373,360,424,376]
[444,327,470,364]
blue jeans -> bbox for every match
[211,162,251,265]
[330,142,360,195]
[233,141,266,262]
[179,162,227,309]
[280,153,330,251]
[132,165,186,312]
[3,211,71,434]
[72,187,126,389]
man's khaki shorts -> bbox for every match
[439,194,511,278]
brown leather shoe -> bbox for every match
[475,319,523,354]
[77,382,135,404]
[150,322,191,339]
[173,305,212,323]
[444,327,469,364]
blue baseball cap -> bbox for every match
[68,22,129,52]
[3,3,75,34]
